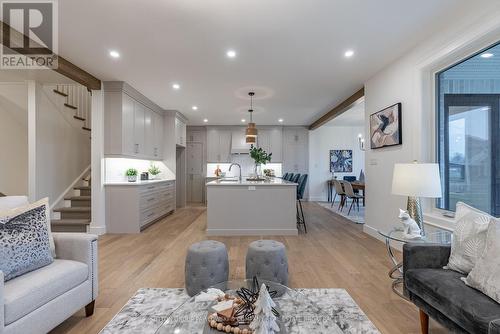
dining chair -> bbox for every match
[282,172,289,180]
[286,173,294,181]
[291,174,301,183]
[331,179,346,210]
[342,181,364,215]
[296,174,308,233]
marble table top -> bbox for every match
[100,288,379,334]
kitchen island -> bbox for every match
[206,178,298,236]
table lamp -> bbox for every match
[391,162,442,236]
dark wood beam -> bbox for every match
[309,87,365,130]
[1,21,101,90]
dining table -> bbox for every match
[327,179,366,206]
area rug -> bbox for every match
[316,201,365,224]
[100,288,379,334]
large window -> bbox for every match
[436,42,500,216]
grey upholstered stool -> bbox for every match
[246,240,288,286]
[185,240,229,297]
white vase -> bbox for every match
[128,175,137,182]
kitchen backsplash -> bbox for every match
[105,158,175,183]
[207,155,282,178]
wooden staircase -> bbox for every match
[51,177,91,232]
[52,84,92,133]
[50,84,92,232]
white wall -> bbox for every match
[308,125,365,201]
[36,84,91,206]
[363,3,500,239]
[0,83,28,196]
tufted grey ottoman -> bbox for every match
[246,240,288,286]
[185,240,229,297]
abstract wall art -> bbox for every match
[330,150,353,173]
[370,103,402,149]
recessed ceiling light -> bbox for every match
[278,118,284,123]
[192,106,198,110]
[203,118,208,123]
[480,53,494,58]
[344,50,354,58]
[241,119,246,123]
[109,50,120,58]
[172,83,180,90]
[226,50,237,58]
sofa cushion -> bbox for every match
[406,268,500,334]
[445,202,492,274]
[4,259,88,325]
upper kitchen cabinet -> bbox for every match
[103,81,164,160]
[175,116,187,147]
[207,127,232,162]
[257,126,283,162]
[283,126,308,173]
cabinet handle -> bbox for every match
[147,198,155,202]
[147,186,154,190]
[134,143,139,154]
[147,212,155,218]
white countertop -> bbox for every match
[105,179,175,186]
[206,177,297,186]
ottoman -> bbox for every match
[185,240,229,296]
[246,240,288,286]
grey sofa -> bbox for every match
[1,233,98,334]
[403,243,500,334]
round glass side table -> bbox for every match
[378,228,452,300]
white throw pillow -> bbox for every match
[464,219,500,303]
[444,202,492,274]
[0,197,56,258]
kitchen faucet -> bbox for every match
[229,163,242,181]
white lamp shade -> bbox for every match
[391,163,442,198]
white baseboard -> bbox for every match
[89,225,106,235]
[206,228,298,236]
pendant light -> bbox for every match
[245,92,258,144]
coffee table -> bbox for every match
[155,279,344,333]
[378,228,452,300]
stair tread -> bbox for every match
[74,186,90,190]
[74,115,85,121]
[82,127,91,132]
[64,196,91,201]
[51,219,90,226]
[54,207,91,213]
[53,89,68,97]
[64,103,77,110]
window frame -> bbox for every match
[434,41,500,217]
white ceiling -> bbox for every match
[57,0,479,126]
[325,100,365,127]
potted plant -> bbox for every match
[148,164,161,180]
[249,145,272,177]
[125,168,138,182]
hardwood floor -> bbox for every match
[51,202,446,334]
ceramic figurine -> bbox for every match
[399,209,422,239]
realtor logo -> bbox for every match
[1,0,58,69]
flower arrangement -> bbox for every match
[148,164,161,179]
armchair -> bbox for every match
[1,233,98,334]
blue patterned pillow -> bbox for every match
[0,200,54,281]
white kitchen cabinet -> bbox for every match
[207,127,232,162]
[282,127,308,174]
[176,117,187,147]
[153,112,163,159]
[104,82,165,160]
[257,127,282,162]
[133,101,145,156]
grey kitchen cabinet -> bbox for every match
[207,127,232,162]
